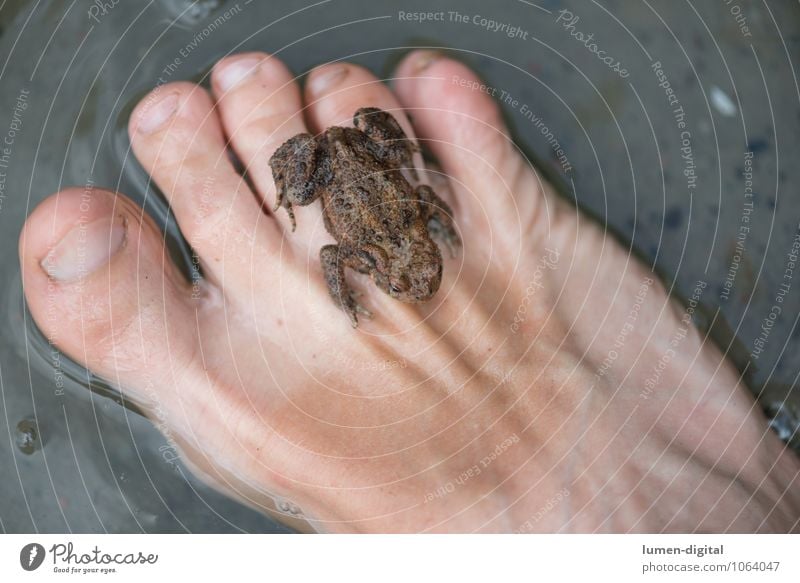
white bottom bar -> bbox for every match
[1,534,796,581]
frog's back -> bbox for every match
[321,127,418,246]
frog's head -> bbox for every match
[365,238,442,304]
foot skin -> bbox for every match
[20,51,800,532]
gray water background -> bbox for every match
[1,0,799,532]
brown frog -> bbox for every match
[269,107,460,326]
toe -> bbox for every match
[210,52,328,249]
[19,187,197,389]
[303,62,439,200]
[304,62,409,129]
[393,51,540,230]
[128,82,280,297]
[304,62,419,155]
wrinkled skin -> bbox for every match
[19,51,800,533]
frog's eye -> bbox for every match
[389,276,410,294]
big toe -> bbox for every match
[19,187,198,394]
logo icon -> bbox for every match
[20,543,46,571]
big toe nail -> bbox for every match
[41,215,127,282]
[20,187,196,384]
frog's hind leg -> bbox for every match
[268,133,320,231]
[414,184,461,258]
[353,107,418,172]
[320,244,373,327]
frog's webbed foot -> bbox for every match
[268,133,320,232]
[320,245,373,327]
[353,107,418,175]
[414,184,461,258]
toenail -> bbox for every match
[135,92,179,134]
[41,216,127,282]
[216,56,262,91]
[411,51,441,73]
[309,65,348,95]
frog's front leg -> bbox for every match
[414,184,461,258]
[353,107,417,172]
[268,133,320,231]
[320,244,373,327]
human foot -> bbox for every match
[19,51,800,532]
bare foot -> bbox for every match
[19,51,800,532]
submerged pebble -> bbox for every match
[276,498,303,516]
[15,418,41,455]
[710,86,737,117]
[163,0,223,24]
[767,403,800,449]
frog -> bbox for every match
[269,107,460,327]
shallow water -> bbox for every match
[1,0,799,532]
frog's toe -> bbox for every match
[355,302,373,318]
[427,220,461,258]
[285,205,297,232]
[342,294,372,327]
[445,237,460,259]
